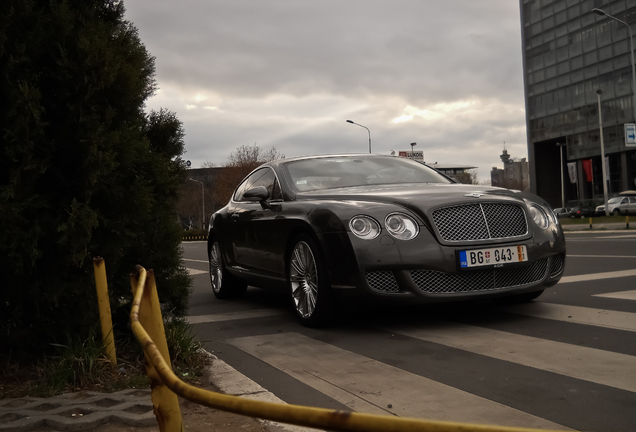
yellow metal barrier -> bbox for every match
[131,267,183,431]
[130,265,569,432]
[93,257,116,367]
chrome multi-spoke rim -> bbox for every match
[209,242,223,293]
[290,241,318,318]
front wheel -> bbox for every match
[209,240,247,299]
[288,234,334,326]
[613,208,621,215]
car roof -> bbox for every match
[265,153,407,169]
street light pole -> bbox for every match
[188,178,205,229]
[556,142,566,209]
[346,120,371,153]
[410,142,417,159]
[593,8,636,123]
[597,90,610,216]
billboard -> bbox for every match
[398,151,423,159]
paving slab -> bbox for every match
[0,389,155,432]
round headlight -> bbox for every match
[349,215,381,240]
[529,205,549,229]
[385,213,419,240]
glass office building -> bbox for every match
[521,0,636,208]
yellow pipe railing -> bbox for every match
[130,267,183,431]
[93,257,116,367]
[129,265,569,432]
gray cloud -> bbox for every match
[126,0,528,182]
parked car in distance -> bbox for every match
[207,154,567,326]
[567,199,599,218]
[553,207,571,218]
[595,195,636,215]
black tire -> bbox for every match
[613,208,621,215]
[208,239,247,299]
[287,233,334,327]
[496,289,544,304]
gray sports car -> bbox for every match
[207,154,566,326]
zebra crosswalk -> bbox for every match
[190,300,636,432]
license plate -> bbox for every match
[459,245,527,268]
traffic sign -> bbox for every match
[625,123,636,147]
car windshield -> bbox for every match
[608,197,622,204]
[284,156,452,192]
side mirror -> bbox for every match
[243,186,270,202]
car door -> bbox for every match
[629,197,636,215]
[228,168,287,277]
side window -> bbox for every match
[622,198,629,204]
[630,197,636,204]
[233,178,250,202]
[234,168,282,202]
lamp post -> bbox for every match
[410,142,417,159]
[188,178,205,229]
[346,120,371,153]
[597,90,610,216]
[556,142,566,209]
[593,8,636,123]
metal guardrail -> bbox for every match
[130,265,569,432]
[181,235,208,241]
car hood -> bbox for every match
[296,183,537,218]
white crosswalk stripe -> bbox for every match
[381,322,636,393]
[228,332,571,430]
[500,302,636,332]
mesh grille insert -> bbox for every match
[432,203,528,242]
[365,271,400,293]
[409,258,549,294]
[549,253,565,278]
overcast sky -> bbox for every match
[124,0,527,182]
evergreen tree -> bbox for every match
[0,0,190,352]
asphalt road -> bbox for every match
[182,231,636,432]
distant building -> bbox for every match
[179,167,226,229]
[428,163,478,181]
[395,150,477,181]
[491,149,530,190]
[519,0,636,207]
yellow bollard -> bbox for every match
[93,257,117,367]
[627,215,630,229]
[131,268,183,432]
[589,217,592,230]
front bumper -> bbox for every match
[321,222,566,303]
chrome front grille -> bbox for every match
[365,271,400,293]
[432,203,527,242]
[409,258,549,294]
[549,253,565,278]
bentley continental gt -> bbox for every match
[207,154,566,326]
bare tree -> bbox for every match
[227,144,285,167]
[212,144,285,205]
[200,161,216,168]
[455,170,479,185]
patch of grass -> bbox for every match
[559,215,633,225]
[164,317,207,381]
[1,319,209,399]
[183,228,207,238]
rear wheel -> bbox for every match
[209,240,247,299]
[288,234,333,326]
